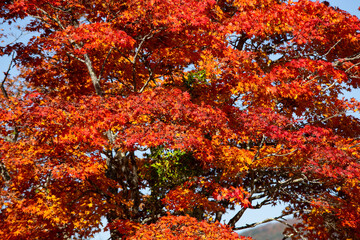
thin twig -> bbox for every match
[66,52,85,63]
[349,142,360,149]
[309,111,345,124]
[0,52,15,182]
[276,219,306,240]
[321,81,337,92]
[323,39,342,58]
[139,68,153,93]
[257,148,297,160]
[98,47,114,81]
[132,31,156,91]
[345,61,360,73]
[36,7,66,30]
[253,135,266,161]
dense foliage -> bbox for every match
[1,0,360,239]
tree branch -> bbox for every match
[65,52,85,63]
[277,219,306,240]
[83,53,104,96]
[0,52,16,182]
[323,39,342,58]
[233,212,293,231]
[139,67,153,93]
[257,148,297,161]
[228,207,247,228]
[253,135,265,161]
[98,47,114,81]
[1,51,15,99]
[132,31,156,91]
[35,7,104,95]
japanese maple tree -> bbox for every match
[1,0,360,239]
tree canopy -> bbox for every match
[1,0,360,239]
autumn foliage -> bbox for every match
[128,214,251,240]
[1,0,360,239]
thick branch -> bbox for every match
[83,53,103,96]
[0,163,11,182]
[36,7,103,96]
[1,52,15,99]
[233,212,293,231]
[228,207,247,228]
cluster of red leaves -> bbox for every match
[213,186,251,208]
[105,219,140,237]
[129,214,251,240]
[162,179,225,215]
[1,0,360,239]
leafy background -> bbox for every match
[0,1,359,239]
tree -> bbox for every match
[1,0,360,239]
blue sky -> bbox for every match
[332,1,360,16]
